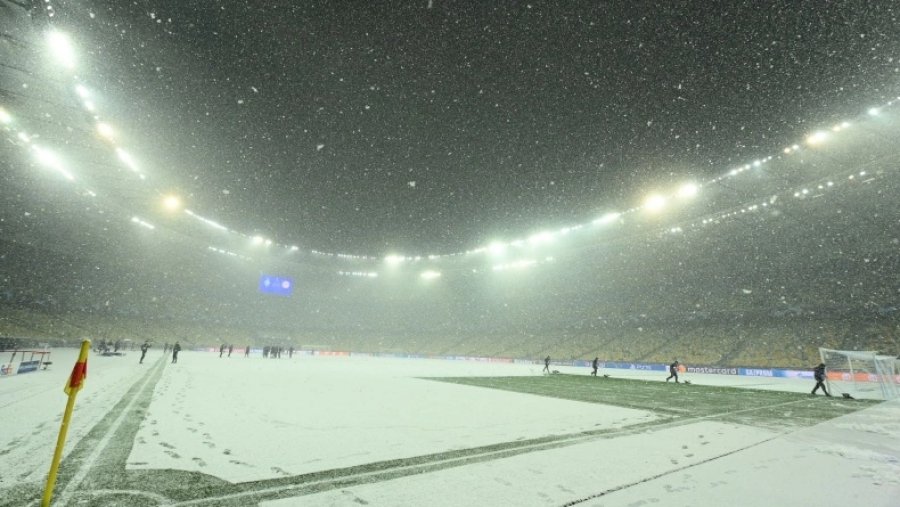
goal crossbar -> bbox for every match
[819,348,900,400]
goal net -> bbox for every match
[819,348,900,400]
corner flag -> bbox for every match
[64,342,89,395]
[43,339,90,507]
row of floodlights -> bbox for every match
[34,29,900,266]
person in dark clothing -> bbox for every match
[543,356,551,373]
[139,342,149,364]
[228,344,233,357]
[172,342,181,363]
[289,346,294,358]
[812,363,832,396]
[263,346,269,358]
[219,344,225,358]
[245,345,250,357]
[591,357,599,376]
[666,360,680,382]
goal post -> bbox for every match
[819,348,900,400]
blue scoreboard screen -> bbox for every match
[259,275,293,296]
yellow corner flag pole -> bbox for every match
[42,339,90,507]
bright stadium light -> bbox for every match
[251,236,264,245]
[420,270,441,280]
[488,242,506,255]
[677,183,699,198]
[385,254,406,264]
[0,108,11,124]
[116,148,138,171]
[32,145,74,180]
[528,231,554,244]
[47,30,75,68]
[644,194,666,211]
[131,217,154,230]
[868,108,879,116]
[97,122,114,139]
[806,131,828,145]
[75,85,89,98]
[593,212,620,225]
[163,195,181,211]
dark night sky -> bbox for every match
[59,0,900,255]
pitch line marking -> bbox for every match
[52,357,166,507]
[166,397,809,506]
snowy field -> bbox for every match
[0,348,898,507]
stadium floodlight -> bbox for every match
[677,183,698,198]
[420,270,441,279]
[116,148,138,171]
[75,85,89,98]
[32,145,74,180]
[131,217,154,230]
[290,245,299,251]
[806,131,828,145]
[18,132,30,143]
[0,108,11,124]
[264,239,272,246]
[163,195,181,211]
[47,31,75,68]
[593,212,620,225]
[97,123,114,139]
[528,231,554,244]
[385,254,404,264]
[488,242,506,255]
[84,101,95,112]
[644,194,666,211]
[251,236,264,245]
[868,108,879,116]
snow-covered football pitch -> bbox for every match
[1,348,898,507]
